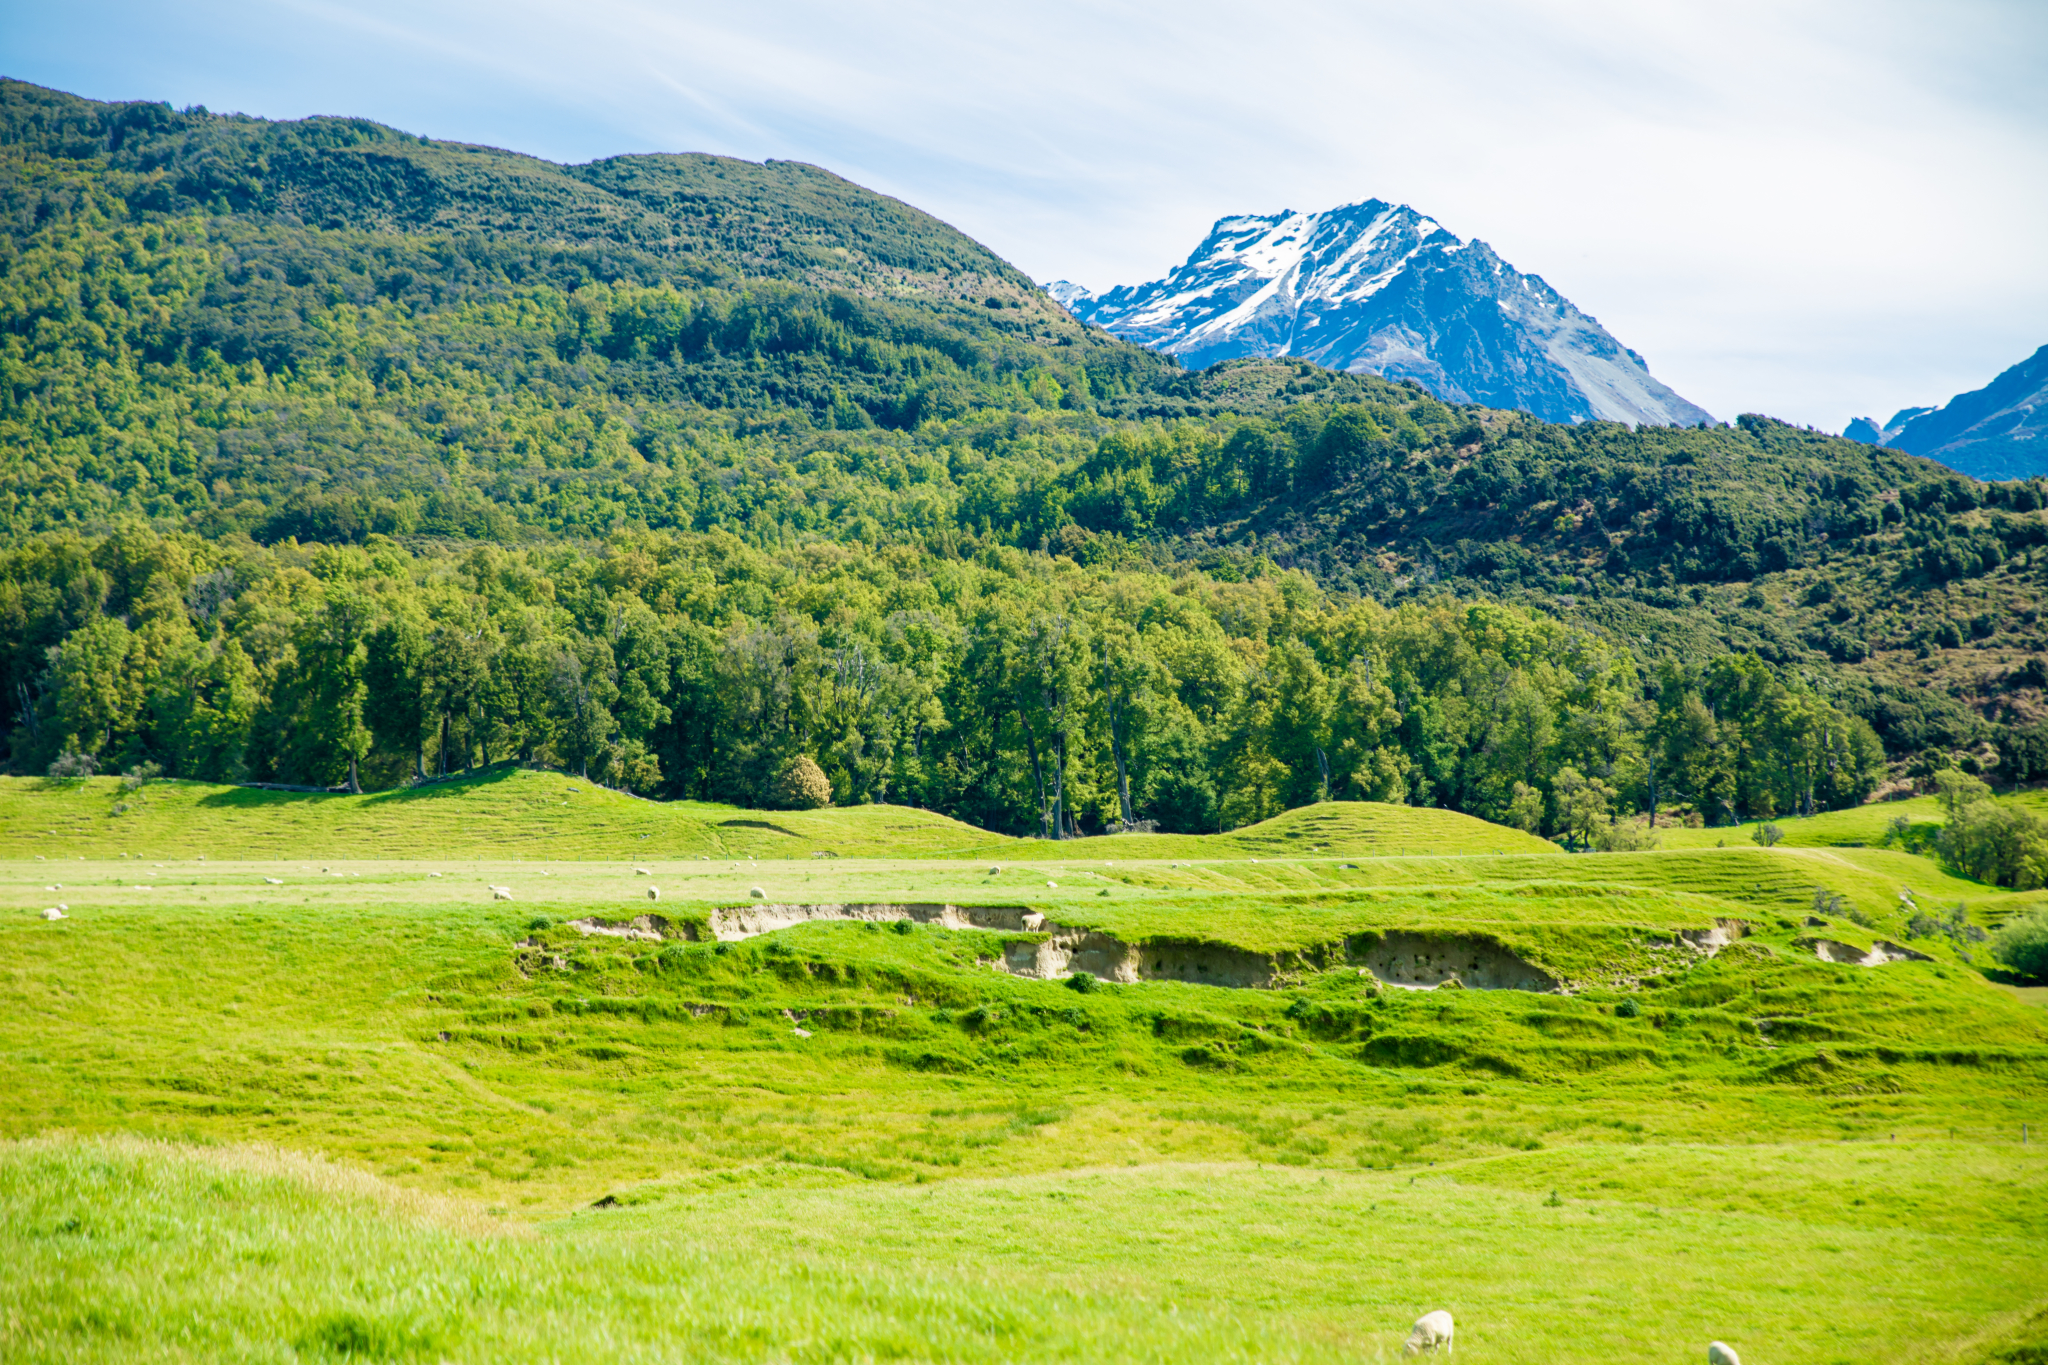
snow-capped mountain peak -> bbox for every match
[1047,199,1712,429]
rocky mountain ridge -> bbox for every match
[1847,345,2048,481]
[1047,199,1714,428]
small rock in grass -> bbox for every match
[791,1027,812,1038]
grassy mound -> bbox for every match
[0,772,1551,862]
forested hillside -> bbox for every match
[6,77,2047,833]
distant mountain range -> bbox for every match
[1046,200,1715,429]
[1847,345,2048,481]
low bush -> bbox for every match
[766,756,833,811]
[1992,909,2048,981]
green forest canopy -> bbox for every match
[5,77,2048,837]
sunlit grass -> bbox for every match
[4,776,2048,1361]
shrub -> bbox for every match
[46,752,96,779]
[1752,823,1784,848]
[1594,818,1659,852]
[1065,971,1097,994]
[1991,909,2048,980]
[1907,902,1989,950]
[121,760,163,791]
[767,755,832,810]
[1939,799,2048,888]
[1615,997,1641,1018]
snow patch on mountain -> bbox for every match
[1043,280,1094,311]
[1047,200,1713,428]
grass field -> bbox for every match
[1647,787,2048,852]
[5,776,2047,1363]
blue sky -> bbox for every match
[8,0,2046,429]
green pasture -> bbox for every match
[4,779,2048,1362]
[1651,787,2048,852]
[7,1135,2046,1364]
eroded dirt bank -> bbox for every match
[565,901,1596,993]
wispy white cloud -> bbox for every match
[5,0,2044,427]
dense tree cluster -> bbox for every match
[4,524,1884,837]
[3,77,2042,808]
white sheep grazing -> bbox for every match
[42,907,66,921]
[491,885,514,901]
[647,886,661,901]
[1709,1344,1740,1365]
[1403,1310,1454,1356]
[264,877,283,885]
[634,866,652,876]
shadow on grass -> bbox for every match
[719,819,804,838]
[194,762,532,810]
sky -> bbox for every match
[7,0,2047,430]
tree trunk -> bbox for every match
[1019,712,1048,839]
[414,741,426,782]
[347,753,362,795]
[1316,747,1331,803]
[1109,696,1133,825]
[1050,730,1067,841]
[437,713,449,778]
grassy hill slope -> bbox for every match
[0,770,1553,861]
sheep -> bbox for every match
[264,877,283,885]
[647,886,661,901]
[634,866,652,876]
[41,907,65,921]
[1403,1310,1454,1356]
[491,885,514,901]
[1709,1344,1740,1365]
[748,886,766,900]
